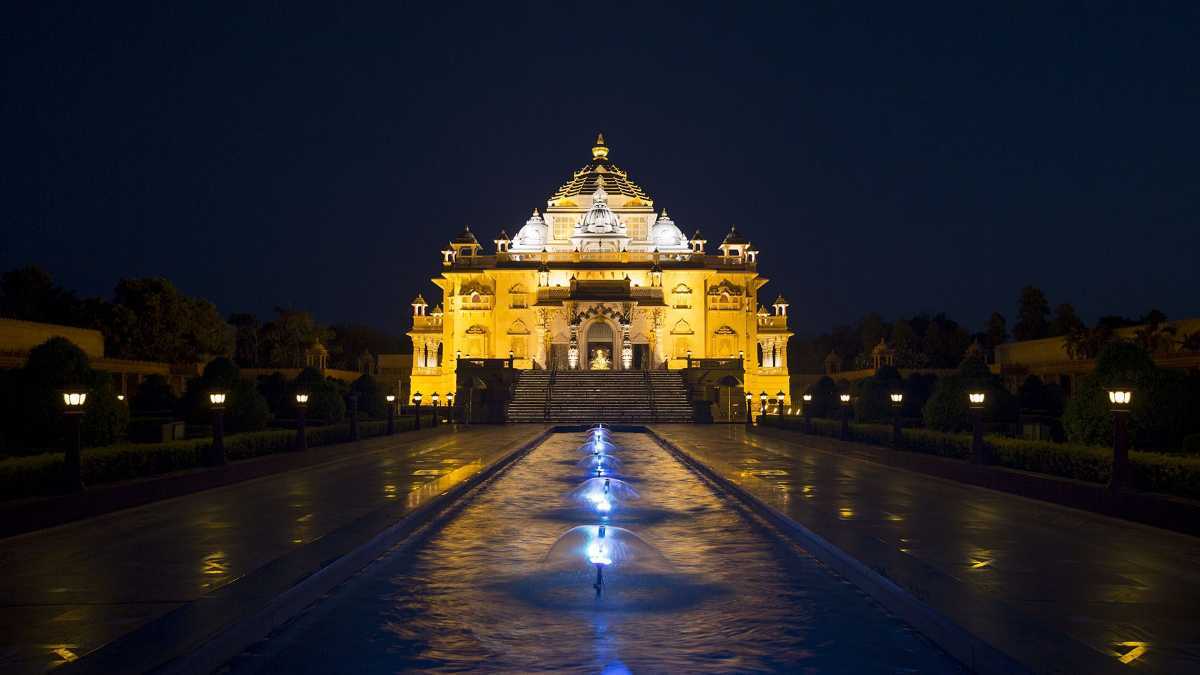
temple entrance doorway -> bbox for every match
[633,344,650,370]
[584,320,617,370]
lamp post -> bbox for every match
[758,391,768,425]
[776,390,786,418]
[295,392,309,450]
[968,391,987,464]
[1106,386,1133,492]
[447,391,456,424]
[386,394,396,435]
[839,393,851,441]
[889,392,904,447]
[686,349,692,368]
[802,393,813,433]
[412,391,422,430]
[744,391,753,428]
[431,392,440,428]
[208,390,228,466]
[60,388,88,492]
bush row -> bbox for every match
[762,415,1200,500]
[0,415,430,500]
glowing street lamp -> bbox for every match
[60,387,88,491]
[776,390,786,418]
[839,393,852,441]
[294,392,309,450]
[386,394,396,435]
[431,391,440,428]
[968,391,988,464]
[890,391,904,446]
[412,391,423,430]
[744,391,753,427]
[1106,386,1133,491]
[802,392,814,432]
[759,391,768,421]
[208,390,228,466]
[447,391,456,424]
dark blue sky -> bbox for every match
[3,1,1197,337]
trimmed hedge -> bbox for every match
[0,415,431,500]
[763,415,1200,500]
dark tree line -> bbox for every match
[791,284,1197,374]
[1,267,408,368]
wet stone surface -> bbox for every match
[225,432,962,673]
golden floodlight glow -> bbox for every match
[1114,641,1148,664]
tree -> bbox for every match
[329,323,407,370]
[16,337,95,450]
[1060,342,1189,449]
[131,374,177,415]
[1132,310,1176,353]
[178,357,269,432]
[106,277,232,363]
[0,266,82,324]
[229,313,262,368]
[852,365,901,422]
[922,314,971,368]
[290,367,345,423]
[1049,303,1085,337]
[1013,286,1050,341]
[1065,324,1115,360]
[984,312,1008,348]
[1018,375,1064,416]
[858,313,886,355]
[80,372,128,446]
[350,374,386,418]
[259,308,331,368]
[805,376,839,419]
[922,351,1015,431]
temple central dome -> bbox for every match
[578,183,623,234]
[548,133,653,208]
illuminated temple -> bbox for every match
[408,134,791,420]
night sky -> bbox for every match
[3,1,1197,337]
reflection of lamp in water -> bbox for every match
[589,525,612,596]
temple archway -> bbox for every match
[582,318,618,370]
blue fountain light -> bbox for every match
[587,525,613,566]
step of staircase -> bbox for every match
[506,370,695,423]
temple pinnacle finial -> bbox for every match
[592,132,609,161]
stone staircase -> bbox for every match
[506,370,694,423]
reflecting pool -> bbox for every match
[225,432,962,673]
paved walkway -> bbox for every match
[652,425,1200,674]
[0,424,548,674]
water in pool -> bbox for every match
[223,431,962,673]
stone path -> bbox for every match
[0,424,548,674]
[651,424,1200,674]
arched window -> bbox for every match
[509,283,528,309]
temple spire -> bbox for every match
[592,132,609,161]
